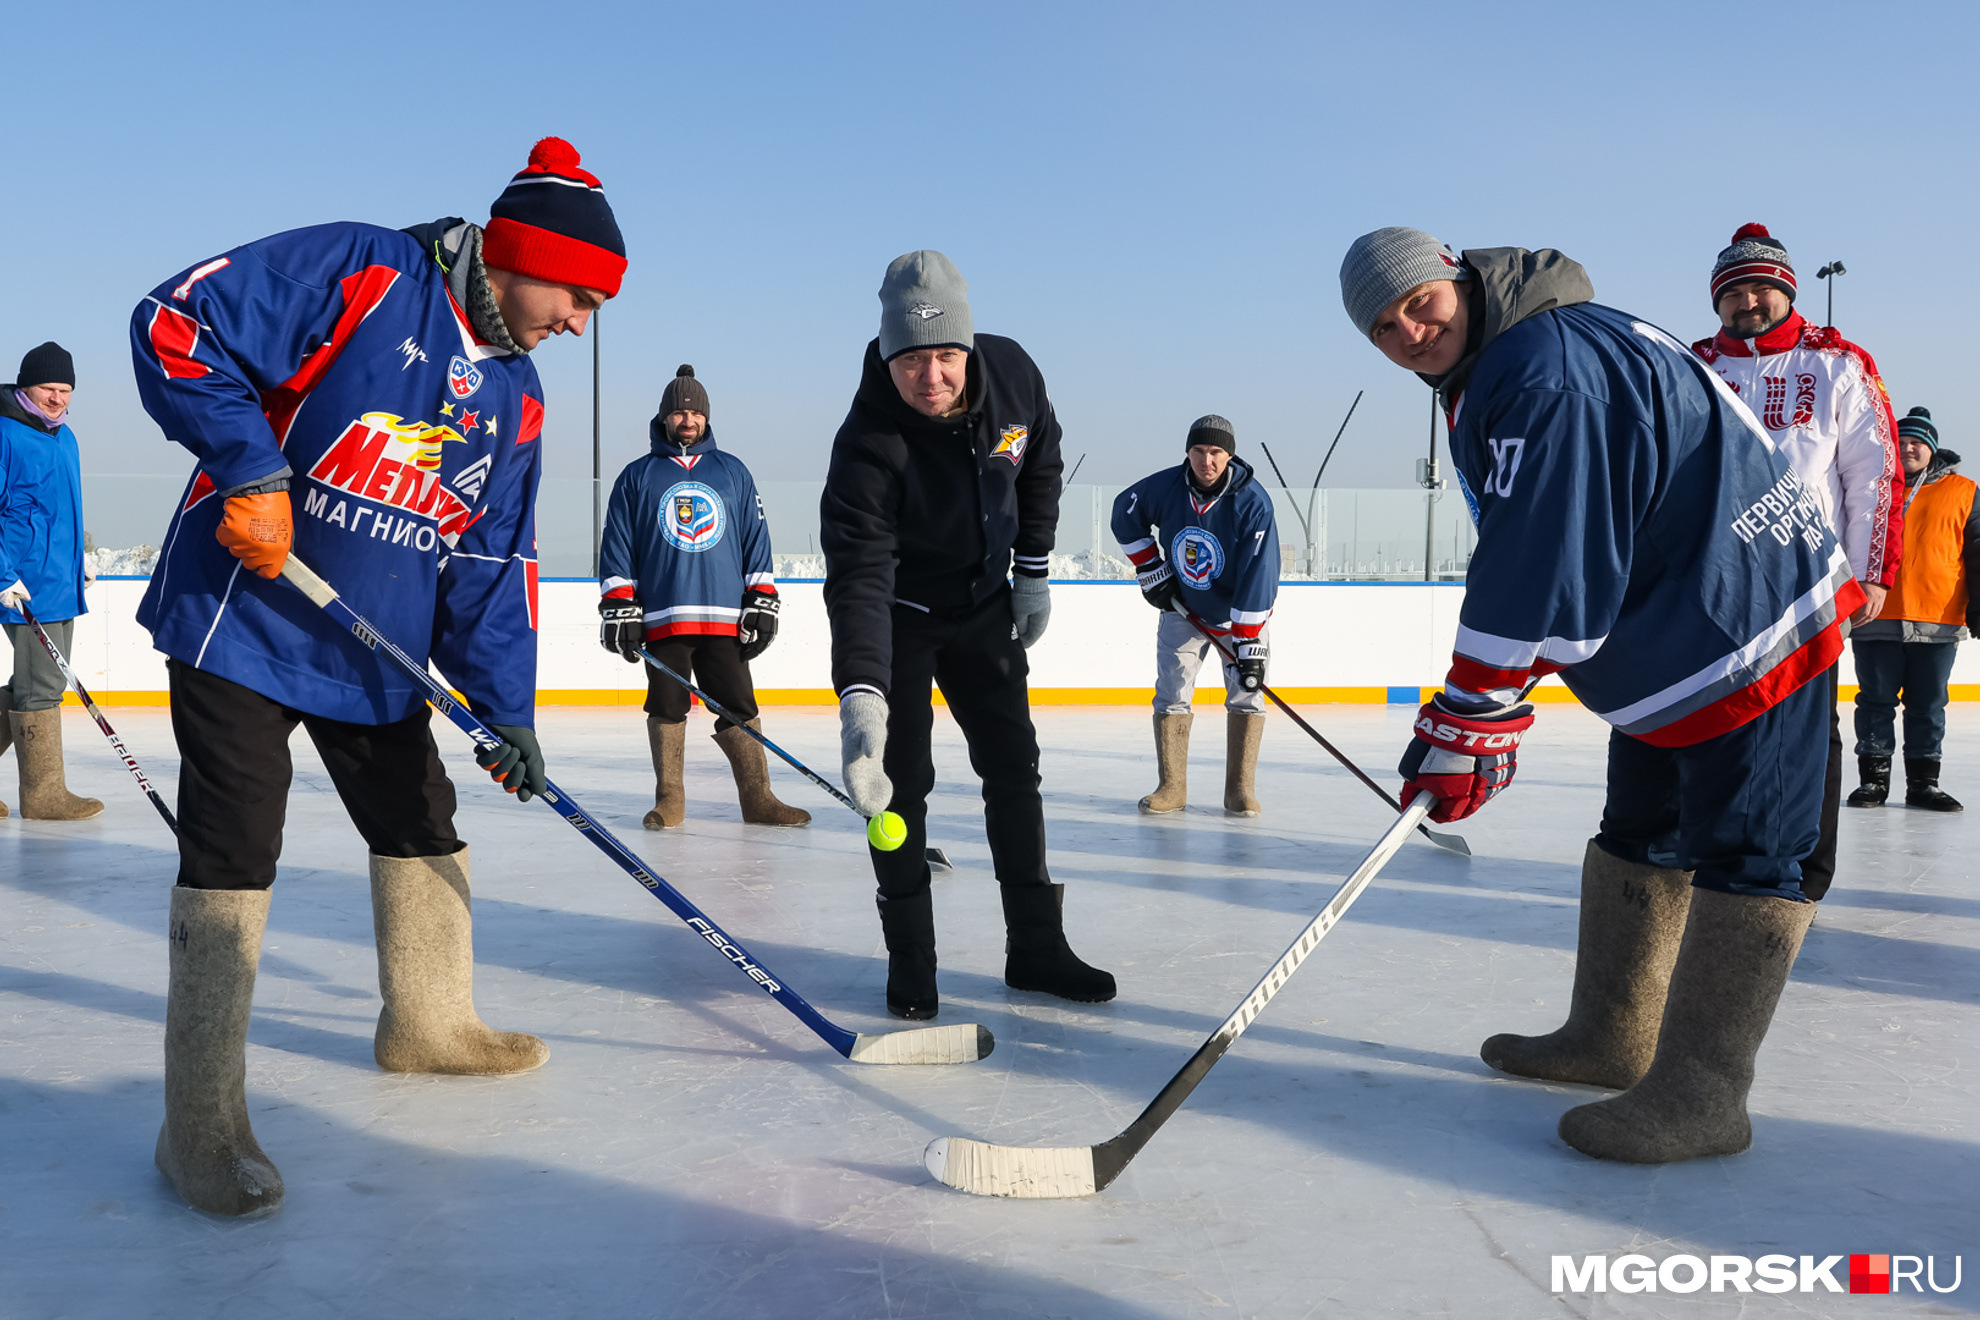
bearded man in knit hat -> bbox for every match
[0,341,103,822]
[128,137,626,1216]
[1691,223,1903,902]
[1339,226,1856,1164]
[821,250,1114,1022]
[1111,413,1280,816]
[598,364,808,828]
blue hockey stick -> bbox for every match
[277,555,989,1066]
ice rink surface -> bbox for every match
[2,701,1974,1318]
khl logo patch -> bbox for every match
[447,355,484,400]
[660,481,726,552]
[1171,526,1223,588]
[992,425,1029,464]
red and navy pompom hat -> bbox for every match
[482,137,627,298]
[1709,222,1796,307]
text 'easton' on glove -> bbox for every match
[1234,637,1267,691]
[476,723,547,803]
[217,491,293,580]
[738,589,780,662]
[1397,696,1535,823]
[838,690,893,817]
[1137,558,1180,613]
[598,596,644,663]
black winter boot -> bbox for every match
[876,891,938,1020]
[1002,883,1116,1003]
[1846,755,1891,807]
[1905,758,1963,812]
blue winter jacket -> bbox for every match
[0,390,87,626]
[599,422,775,638]
[129,221,545,726]
[1112,455,1279,636]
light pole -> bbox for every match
[1816,261,1846,327]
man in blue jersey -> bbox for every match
[0,342,102,821]
[599,364,807,828]
[130,138,625,1216]
[1340,227,1858,1165]
[1113,414,1280,816]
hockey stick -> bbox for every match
[635,645,953,872]
[1173,605,1469,857]
[20,603,178,832]
[925,790,1434,1197]
[277,556,988,1066]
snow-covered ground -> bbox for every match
[1,703,1973,1317]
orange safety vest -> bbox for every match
[1884,469,1976,626]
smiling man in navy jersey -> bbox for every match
[130,138,624,1216]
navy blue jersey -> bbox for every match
[130,221,544,726]
[1112,456,1279,637]
[599,424,774,637]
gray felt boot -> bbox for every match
[644,717,686,830]
[1223,712,1264,817]
[1481,840,1694,1090]
[0,687,12,818]
[11,707,103,820]
[713,720,811,826]
[371,848,549,1075]
[1558,887,1814,1163]
[155,887,284,1217]
[1138,713,1191,814]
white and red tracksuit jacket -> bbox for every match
[1692,311,1903,588]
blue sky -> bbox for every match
[7,0,1973,495]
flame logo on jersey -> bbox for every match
[659,481,727,552]
[992,425,1029,464]
[305,412,478,540]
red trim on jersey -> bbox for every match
[517,394,543,445]
[148,306,208,380]
[644,620,740,639]
[1126,544,1161,568]
[525,558,540,631]
[601,584,636,600]
[1447,655,1565,696]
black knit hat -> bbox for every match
[18,341,74,388]
[1898,406,1939,453]
[658,365,710,419]
[1185,413,1236,452]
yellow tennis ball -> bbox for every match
[867,810,907,851]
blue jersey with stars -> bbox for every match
[599,426,775,639]
[130,221,545,726]
[1112,455,1279,637]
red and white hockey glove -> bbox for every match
[1397,696,1535,823]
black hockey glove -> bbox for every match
[598,596,644,664]
[738,589,780,662]
[477,724,547,803]
[1234,637,1268,691]
[1137,558,1180,612]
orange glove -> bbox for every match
[217,491,293,579]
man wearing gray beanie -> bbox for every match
[1339,227,1853,1167]
[820,249,1113,1021]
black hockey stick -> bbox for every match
[20,603,178,832]
[1174,604,1469,857]
[277,556,988,1065]
[926,791,1435,1196]
[635,645,953,872]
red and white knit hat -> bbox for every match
[1710,223,1796,307]
[483,137,627,298]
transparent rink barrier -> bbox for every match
[82,476,1475,581]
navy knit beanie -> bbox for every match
[1898,406,1939,452]
[17,341,74,388]
[483,137,627,298]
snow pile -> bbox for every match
[88,545,158,577]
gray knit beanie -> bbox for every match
[1186,414,1236,452]
[1339,228,1469,337]
[658,363,709,418]
[878,250,973,361]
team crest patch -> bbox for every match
[447,355,484,400]
[660,481,726,552]
[1171,526,1224,588]
[991,425,1029,464]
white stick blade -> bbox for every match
[924,1137,1097,1198]
[847,1023,992,1065]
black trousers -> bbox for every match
[642,634,758,731]
[871,588,1049,900]
[168,660,460,891]
[1796,664,1843,902]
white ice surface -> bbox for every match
[2,703,1974,1317]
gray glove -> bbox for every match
[838,691,893,816]
[476,723,546,803]
[1010,574,1051,649]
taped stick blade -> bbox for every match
[1423,826,1471,857]
[846,1023,993,1065]
[924,1137,1098,1198]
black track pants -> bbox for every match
[168,660,460,891]
[870,588,1049,900]
[642,634,759,731]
